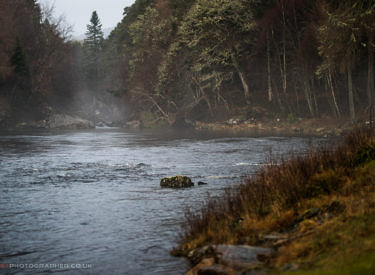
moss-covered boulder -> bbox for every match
[160,175,194,188]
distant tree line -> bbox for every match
[1,0,375,125]
[100,0,375,123]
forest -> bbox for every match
[1,0,375,128]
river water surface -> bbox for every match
[0,129,322,274]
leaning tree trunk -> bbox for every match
[348,65,355,122]
[191,76,214,117]
[328,69,341,118]
[231,54,250,104]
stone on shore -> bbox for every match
[187,245,274,274]
[48,114,94,129]
[15,114,94,130]
[215,245,273,270]
[124,120,141,129]
[160,175,194,188]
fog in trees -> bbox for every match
[1,0,374,128]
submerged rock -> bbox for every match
[160,175,194,188]
[198,181,208,185]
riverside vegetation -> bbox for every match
[1,0,375,129]
[1,1,375,273]
[173,127,375,274]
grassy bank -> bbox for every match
[173,127,375,273]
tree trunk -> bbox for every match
[281,5,287,95]
[192,76,214,117]
[272,78,285,114]
[294,84,300,114]
[217,92,230,112]
[148,95,171,123]
[135,88,172,123]
[303,78,314,117]
[272,29,291,113]
[368,32,374,108]
[328,69,341,118]
[313,83,319,118]
[232,54,250,104]
[267,32,273,102]
[348,65,355,122]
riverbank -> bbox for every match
[194,117,356,137]
[123,116,358,137]
[1,108,359,137]
[0,113,95,131]
[173,127,375,274]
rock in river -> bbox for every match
[160,175,194,188]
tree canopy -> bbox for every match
[1,0,375,126]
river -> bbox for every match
[0,129,323,274]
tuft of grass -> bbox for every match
[174,127,375,273]
[281,252,375,275]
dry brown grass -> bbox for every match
[173,127,375,272]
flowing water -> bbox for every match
[0,129,323,274]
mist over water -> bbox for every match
[0,129,323,274]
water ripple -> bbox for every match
[0,129,323,274]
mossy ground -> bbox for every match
[173,127,375,273]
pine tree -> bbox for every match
[11,38,29,76]
[85,11,103,52]
[10,38,31,104]
[83,11,104,91]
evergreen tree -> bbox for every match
[83,11,104,92]
[85,11,103,51]
[11,38,29,76]
[9,38,31,104]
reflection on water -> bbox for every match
[0,129,323,274]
